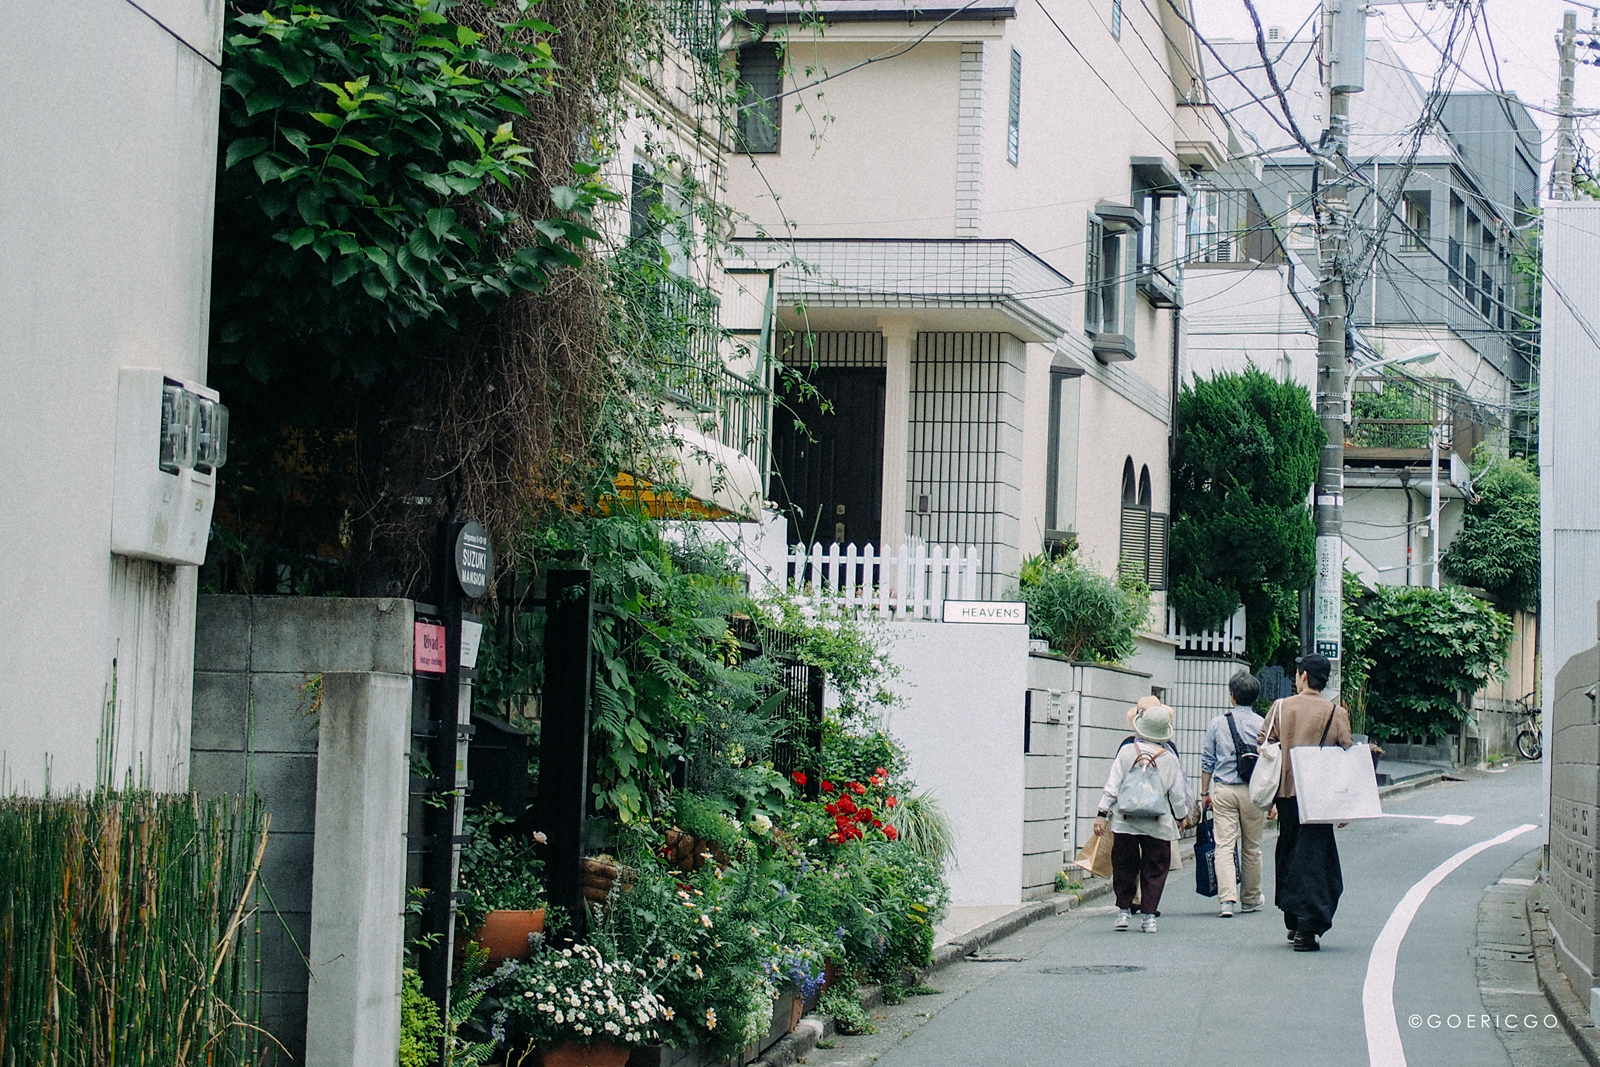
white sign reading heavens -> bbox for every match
[942,601,1028,625]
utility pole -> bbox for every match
[1554,10,1578,201]
[1311,0,1367,702]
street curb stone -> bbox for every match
[1529,887,1600,1065]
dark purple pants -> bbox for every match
[1112,833,1172,916]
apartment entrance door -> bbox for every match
[771,368,885,549]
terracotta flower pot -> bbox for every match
[540,1040,630,1067]
[473,908,546,963]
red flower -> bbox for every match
[791,771,808,786]
[849,782,867,795]
[855,810,873,824]
[821,780,835,793]
[875,767,887,777]
[886,795,898,809]
[884,825,899,841]
[836,795,858,814]
[824,802,839,816]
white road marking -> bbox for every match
[1498,877,1537,887]
[1378,813,1475,825]
[1363,823,1540,1067]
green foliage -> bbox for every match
[495,942,665,1051]
[885,790,956,870]
[1442,456,1540,609]
[455,806,546,932]
[1349,369,1435,449]
[1343,581,1513,739]
[668,791,744,854]
[819,988,875,1035]
[216,0,608,375]
[399,967,445,1067]
[1338,571,1379,737]
[1170,365,1320,668]
[1016,551,1151,664]
[0,792,265,1065]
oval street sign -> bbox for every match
[454,521,492,599]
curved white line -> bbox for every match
[1363,823,1540,1067]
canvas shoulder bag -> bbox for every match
[1226,711,1258,784]
[1117,744,1170,819]
[1247,700,1284,811]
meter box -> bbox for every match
[111,367,229,566]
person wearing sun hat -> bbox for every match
[1094,702,1197,934]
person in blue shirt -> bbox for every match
[1199,671,1267,918]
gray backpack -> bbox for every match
[1117,745,1169,818]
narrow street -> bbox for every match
[804,764,1580,1067]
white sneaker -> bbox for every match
[1241,901,1264,913]
[1218,901,1234,918]
[1140,914,1158,933]
[1114,910,1132,931]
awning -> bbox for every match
[605,424,764,521]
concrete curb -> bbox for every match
[1377,772,1448,799]
[1529,888,1600,1065]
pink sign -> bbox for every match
[414,621,446,674]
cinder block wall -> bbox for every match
[192,596,413,1066]
[1070,661,1157,852]
[1548,641,1600,1006]
[1024,653,1073,899]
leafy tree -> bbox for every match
[1016,551,1151,664]
[1441,456,1540,610]
[1343,581,1512,740]
[1170,366,1321,668]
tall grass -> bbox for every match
[0,791,268,1065]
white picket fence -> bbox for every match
[786,542,982,621]
[1167,605,1248,657]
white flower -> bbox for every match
[523,991,534,999]
[555,1010,565,1023]
[605,1021,620,1034]
[583,1026,593,1036]
[700,914,713,928]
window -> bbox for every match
[1045,371,1081,541]
[629,162,661,244]
[1402,192,1430,251]
[736,43,782,154]
[1084,219,1121,334]
[1111,0,1122,39]
[1118,458,1167,589]
[1007,49,1022,166]
[1448,194,1464,292]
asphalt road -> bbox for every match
[804,763,1580,1067]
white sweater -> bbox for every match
[1098,740,1194,841]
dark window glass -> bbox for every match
[1008,49,1021,165]
[736,44,782,154]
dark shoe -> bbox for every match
[1286,930,1297,941]
[1293,931,1320,952]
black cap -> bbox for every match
[1295,653,1331,675]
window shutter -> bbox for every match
[1147,512,1168,590]
[1119,506,1149,583]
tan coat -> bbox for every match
[1258,693,1353,798]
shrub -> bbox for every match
[1016,551,1151,664]
[1442,456,1540,610]
[1343,581,1513,739]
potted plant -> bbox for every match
[496,942,665,1067]
[457,807,548,963]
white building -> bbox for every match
[0,2,225,792]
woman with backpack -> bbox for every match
[1093,703,1197,933]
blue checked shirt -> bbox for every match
[1201,707,1266,785]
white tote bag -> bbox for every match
[1291,744,1383,823]
[1248,701,1283,811]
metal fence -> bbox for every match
[787,542,983,621]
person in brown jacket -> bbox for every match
[1259,653,1353,952]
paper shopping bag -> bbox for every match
[1291,744,1383,824]
[1073,829,1113,879]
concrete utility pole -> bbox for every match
[1311,0,1368,702]
[1554,10,1578,201]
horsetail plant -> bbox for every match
[0,790,269,1065]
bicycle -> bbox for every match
[1511,693,1542,761]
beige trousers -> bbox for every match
[1211,780,1266,906]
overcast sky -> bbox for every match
[1192,0,1600,187]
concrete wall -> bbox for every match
[1022,656,1072,898]
[0,0,223,792]
[1547,640,1600,1006]
[882,620,1029,907]
[192,596,412,1066]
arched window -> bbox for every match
[1121,457,1137,505]
[1138,465,1152,508]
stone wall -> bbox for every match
[192,596,413,1066]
